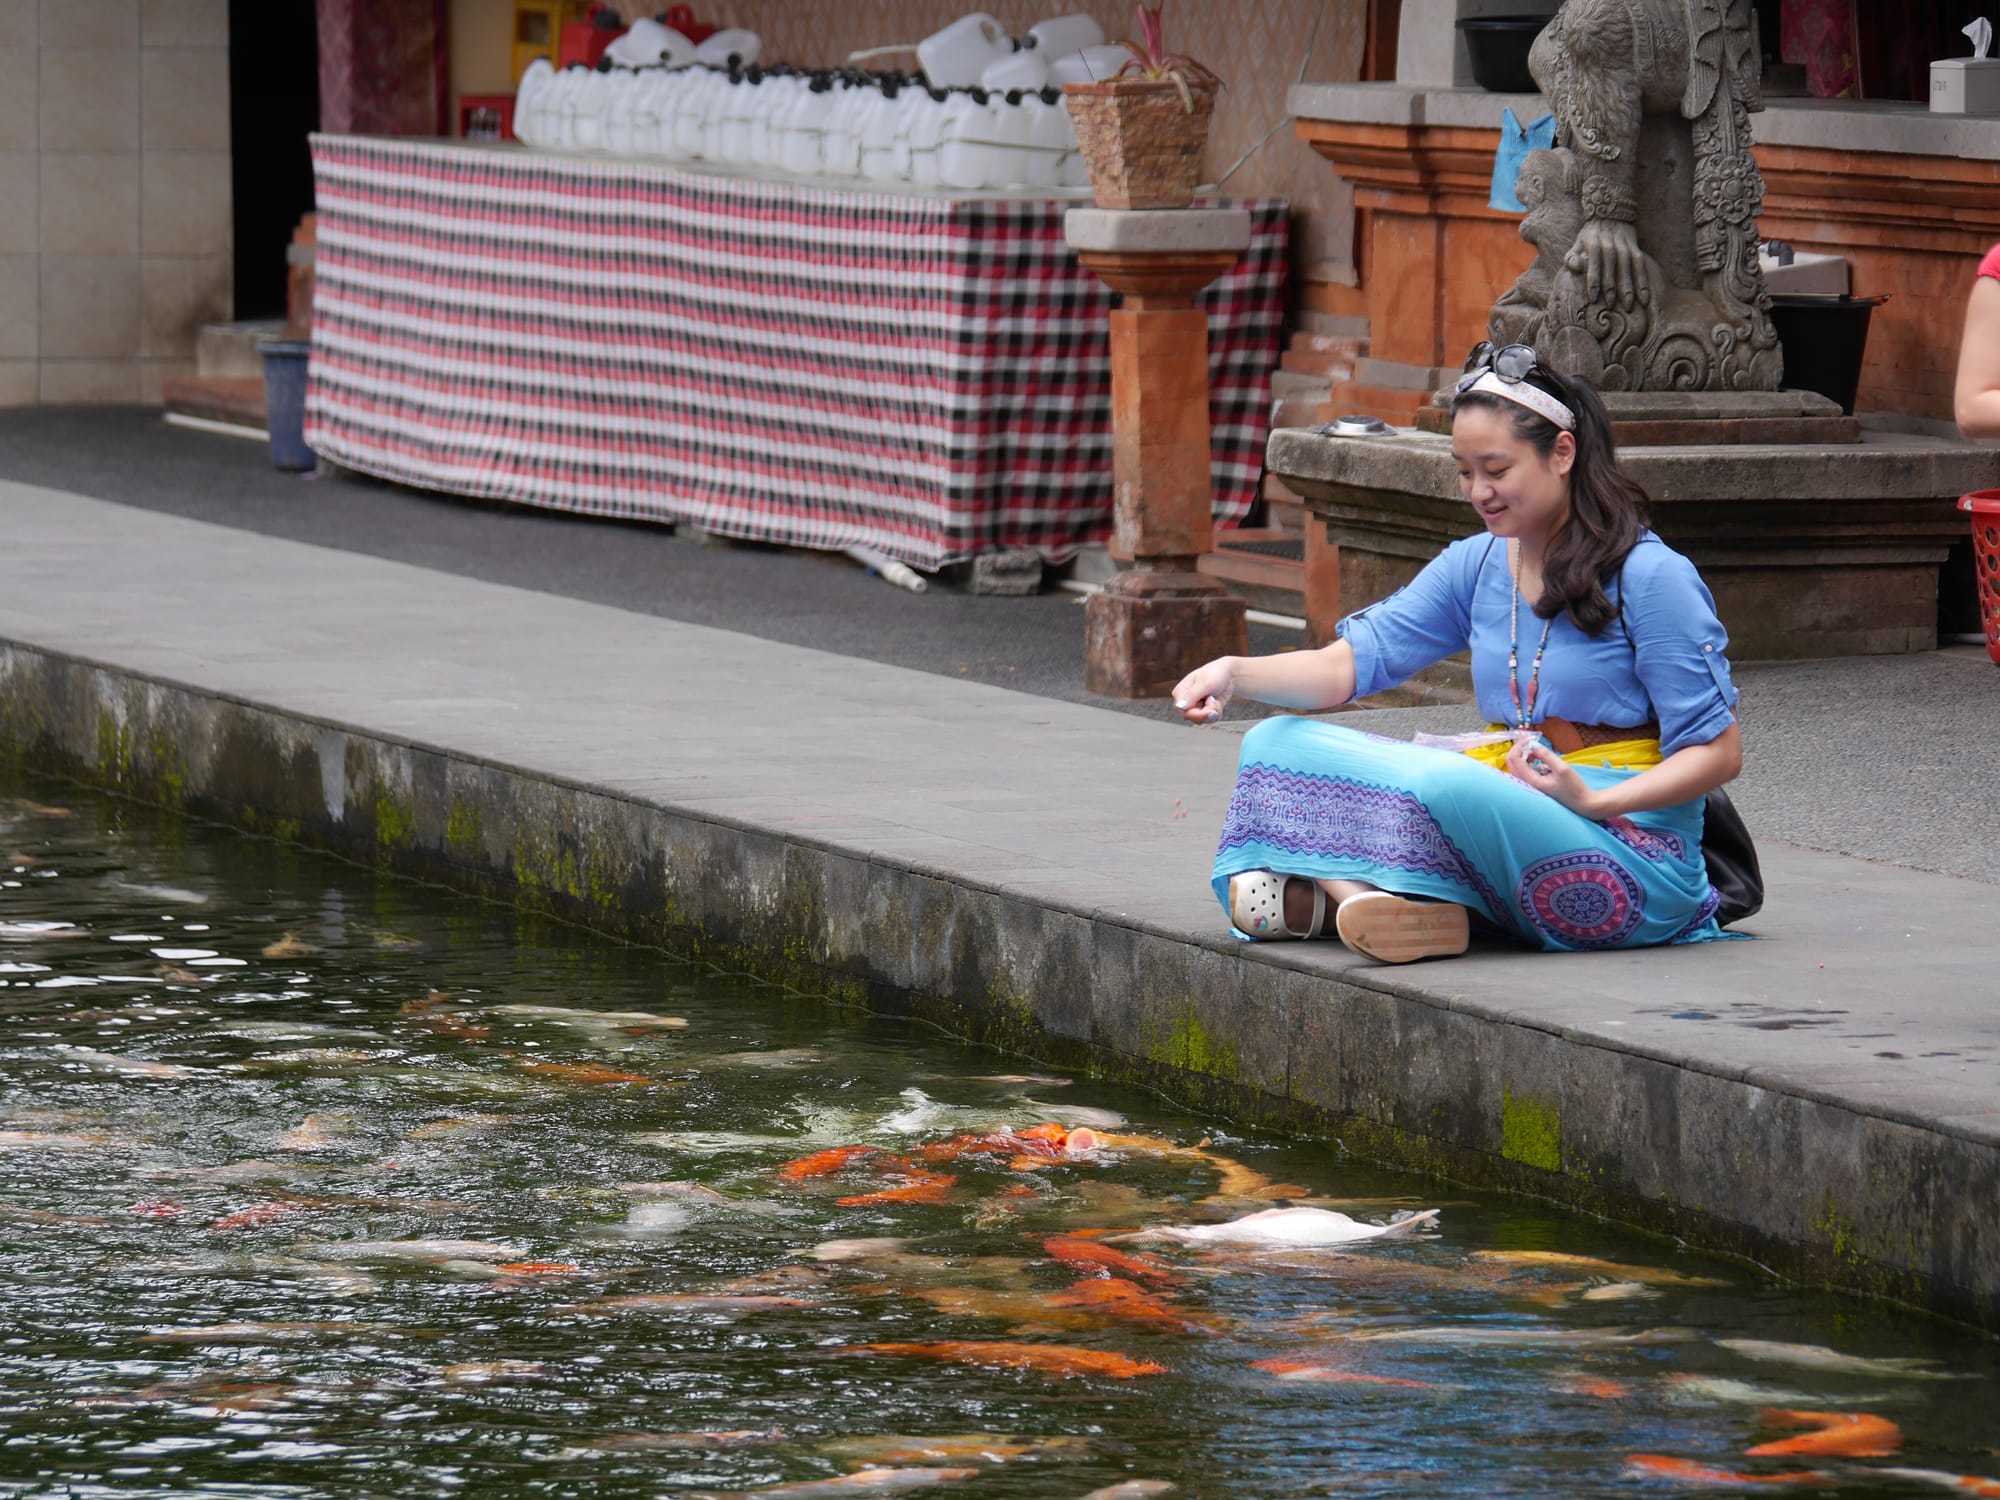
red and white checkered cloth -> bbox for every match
[306,135,1288,570]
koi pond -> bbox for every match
[1,769,1996,1500]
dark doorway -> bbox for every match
[229,0,320,322]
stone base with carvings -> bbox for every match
[1267,425,1999,660]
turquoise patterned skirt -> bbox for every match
[1211,717,1727,951]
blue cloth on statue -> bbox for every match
[1490,107,1557,213]
[1337,531,1738,757]
[1210,717,1728,951]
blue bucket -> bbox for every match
[256,338,316,472]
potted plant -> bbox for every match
[1062,2,1222,211]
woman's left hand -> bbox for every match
[1505,738,1600,818]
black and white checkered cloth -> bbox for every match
[306,135,1289,570]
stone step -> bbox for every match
[161,375,266,428]
[1201,527,1305,617]
[195,320,288,380]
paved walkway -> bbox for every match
[0,468,1995,1323]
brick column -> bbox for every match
[1066,208,1250,699]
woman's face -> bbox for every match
[1450,403,1575,549]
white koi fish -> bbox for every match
[1129,1206,1441,1247]
[1714,1337,1958,1379]
[1076,1485,1176,1500]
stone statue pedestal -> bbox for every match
[1412,388,1859,447]
[1267,424,1997,661]
[1066,208,1249,698]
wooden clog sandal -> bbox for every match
[1333,891,1471,964]
[1227,871,1327,940]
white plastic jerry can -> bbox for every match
[937,89,991,190]
[602,71,638,154]
[859,86,904,182]
[513,58,555,146]
[822,82,865,179]
[905,89,946,187]
[1027,13,1105,57]
[983,92,1030,188]
[779,79,832,176]
[918,12,1010,89]
[1019,89,1071,189]
[695,27,760,68]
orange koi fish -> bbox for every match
[207,1200,305,1232]
[838,1169,956,1208]
[513,1058,665,1087]
[1626,1455,1826,1486]
[1042,1234,1183,1287]
[493,1261,581,1276]
[778,1145,882,1182]
[1046,1278,1215,1334]
[1251,1358,1437,1390]
[127,1199,186,1218]
[1747,1409,1902,1459]
[842,1340,1166,1379]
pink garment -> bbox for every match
[1980,244,2000,283]
[318,0,449,137]
[1781,0,1857,99]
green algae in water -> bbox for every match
[0,770,1997,1500]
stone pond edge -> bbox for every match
[0,640,1990,1335]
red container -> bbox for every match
[1958,489,2000,665]
[558,21,624,68]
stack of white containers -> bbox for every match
[512,11,1125,193]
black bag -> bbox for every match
[1701,786,1763,926]
[1614,551,1763,927]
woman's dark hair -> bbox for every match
[1451,362,1649,635]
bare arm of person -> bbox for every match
[1954,277,2000,438]
[1503,720,1742,819]
[1171,639,1359,724]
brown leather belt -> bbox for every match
[1539,716,1660,754]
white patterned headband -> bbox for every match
[1462,369,1575,431]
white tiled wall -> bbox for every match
[5,0,231,405]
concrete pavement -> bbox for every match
[0,452,1995,1329]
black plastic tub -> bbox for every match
[1769,294,1888,416]
[1457,16,1553,94]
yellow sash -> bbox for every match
[1459,727,1663,772]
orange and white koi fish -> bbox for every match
[1872,1469,2000,1497]
[558,1293,815,1317]
[52,1047,195,1078]
[1625,1455,1826,1486]
[1555,1372,1636,1400]
[207,1200,305,1231]
[275,1115,344,1152]
[1042,1234,1184,1286]
[779,1145,882,1181]
[493,1261,582,1276]
[260,933,318,959]
[1251,1357,1437,1389]
[127,1198,186,1217]
[564,1426,784,1453]
[407,1114,513,1138]
[1472,1251,1726,1287]
[840,1341,1167,1379]
[140,1320,398,1343]
[438,1360,551,1383]
[307,1238,525,1263]
[1075,1484,1176,1500]
[699,1469,980,1497]
[400,991,487,1040]
[1747,1409,1902,1459]
[514,1057,668,1087]
[486,1004,688,1029]
[819,1434,1094,1466]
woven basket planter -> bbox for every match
[1063,78,1218,211]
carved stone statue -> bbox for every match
[1490,0,1783,392]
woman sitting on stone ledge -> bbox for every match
[1173,344,1744,964]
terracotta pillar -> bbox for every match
[1066,208,1250,699]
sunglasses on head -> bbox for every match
[1455,341,1541,393]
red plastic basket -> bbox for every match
[1958,489,2000,666]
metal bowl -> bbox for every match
[1319,414,1391,438]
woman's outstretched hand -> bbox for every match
[1172,658,1235,724]
[1505,737,1598,817]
